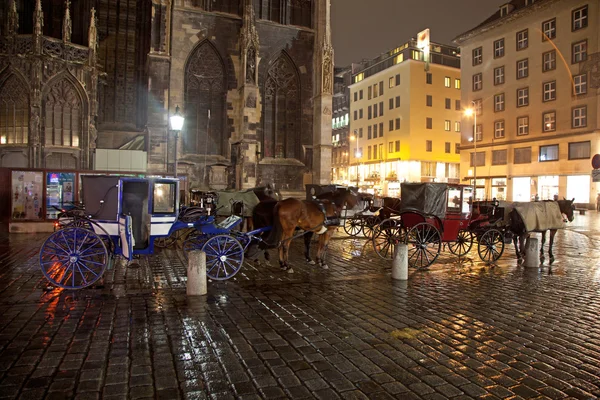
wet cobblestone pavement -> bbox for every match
[1,223,600,399]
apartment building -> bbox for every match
[348,33,462,197]
[454,0,599,206]
[331,67,352,184]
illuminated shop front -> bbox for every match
[491,178,507,200]
[512,177,531,202]
[538,175,558,200]
[567,175,591,204]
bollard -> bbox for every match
[187,250,207,296]
[392,244,408,281]
[524,237,540,268]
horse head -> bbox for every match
[558,198,575,222]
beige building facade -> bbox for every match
[455,0,600,207]
[347,37,462,197]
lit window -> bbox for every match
[444,120,451,131]
[354,73,364,83]
[454,121,461,132]
[444,77,451,87]
[543,111,556,132]
[539,145,559,162]
[455,79,461,89]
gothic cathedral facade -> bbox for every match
[0,0,333,191]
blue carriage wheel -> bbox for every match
[201,235,244,281]
[39,227,108,289]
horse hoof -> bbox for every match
[321,264,329,270]
[308,260,316,265]
[287,268,294,274]
[549,257,555,264]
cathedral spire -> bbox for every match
[7,0,18,36]
[241,0,259,85]
[33,0,44,37]
[88,8,98,61]
[320,0,334,95]
[63,0,72,43]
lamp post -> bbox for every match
[351,130,361,188]
[169,105,184,178]
[464,103,477,200]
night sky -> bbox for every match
[331,0,508,66]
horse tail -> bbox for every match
[262,203,283,249]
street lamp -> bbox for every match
[351,130,361,188]
[464,104,477,200]
[170,105,185,178]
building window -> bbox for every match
[492,149,507,165]
[426,140,432,152]
[568,141,591,160]
[543,50,556,72]
[514,147,532,164]
[373,103,378,118]
[494,66,505,85]
[389,141,393,153]
[517,87,529,107]
[379,122,383,136]
[473,47,483,65]
[359,90,363,100]
[426,118,432,129]
[395,118,401,130]
[572,40,587,63]
[455,143,460,154]
[445,142,451,153]
[573,106,587,128]
[475,124,483,141]
[517,29,528,50]
[379,101,384,117]
[395,74,400,86]
[539,145,559,162]
[517,59,528,79]
[426,73,432,84]
[470,152,485,167]
[368,146,372,160]
[494,120,505,138]
[373,83,378,98]
[494,38,505,58]
[574,74,587,95]
[395,96,400,107]
[455,121,461,132]
[374,124,378,138]
[543,111,556,132]
[455,79,461,89]
[473,73,482,91]
[389,120,394,131]
[474,99,483,116]
[359,109,363,119]
[379,81,384,96]
[426,95,432,107]
[368,125,372,139]
[572,5,588,31]
[389,98,394,110]
[353,92,357,102]
[494,93,505,112]
[445,98,451,109]
[368,86,372,100]
[517,116,529,136]
[543,81,556,102]
[455,99,461,110]
[368,106,372,119]
[395,140,400,152]
[445,120,451,131]
[389,77,395,88]
[353,111,357,120]
[542,18,556,40]
[359,127,363,138]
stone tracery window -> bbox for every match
[185,41,227,156]
[0,74,29,145]
[290,0,312,28]
[263,53,300,159]
[192,0,241,14]
[42,78,82,148]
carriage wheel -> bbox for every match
[405,222,441,269]
[155,228,193,249]
[362,216,379,239]
[39,227,108,289]
[478,229,505,263]
[372,219,405,260]
[448,230,474,257]
[182,233,209,263]
[343,216,363,237]
[202,235,244,281]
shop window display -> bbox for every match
[46,172,76,219]
[11,171,44,220]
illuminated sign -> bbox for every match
[417,28,431,71]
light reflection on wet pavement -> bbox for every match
[1,219,600,399]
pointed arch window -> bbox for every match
[290,0,312,28]
[263,54,300,159]
[42,78,83,147]
[185,42,227,156]
[0,74,30,145]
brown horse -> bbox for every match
[264,188,359,273]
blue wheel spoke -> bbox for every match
[76,261,99,278]
[78,244,103,256]
[48,239,70,255]
[74,259,106,267]
[223,259,239,271]
[78,250,106,259]
[60,230,74,253]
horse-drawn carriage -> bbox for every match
[39,176,274,289]
[372,182,509,269]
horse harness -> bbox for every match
[314,200,341,228]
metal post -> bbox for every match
[174,130,179,178]
[473,105,477,199]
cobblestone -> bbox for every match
[1,224,600,398]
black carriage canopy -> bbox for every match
[81,175,120,220]
[400,182,449,218]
